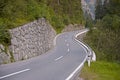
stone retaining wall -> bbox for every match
[62,24,84,32]
[9,18,56,61]
[0,44,10,64]
[0,18,56,64]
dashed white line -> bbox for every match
[65,29,89,80]
[65,60,85,80]
[54,56,63,61]
[67,48,70,52]
[66,44,69,46]
[65,40,67,42]
[0,69,30,79]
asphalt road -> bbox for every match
[0,29,88,80]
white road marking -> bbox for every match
[55,56,63,61]
[75,29,89,38]
[65,59,85,80]
[65,40,67,42]
[67,48,70,52]
[0,69,30,79]
[66,29,89,80]
[66,39,88,80]
[54,34,61,46]
[66,43,69,46]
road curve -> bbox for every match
[0,29,89,80]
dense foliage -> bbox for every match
[0,0,85,45]
[85,0,120,62]
[0,26,10,45]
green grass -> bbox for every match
[80,61,120,80]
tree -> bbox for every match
[95,0,103,19]
[95,0,108,20]
[86,0,120,62]
[0,26,10,45]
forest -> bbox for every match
[85,0,120,62]
[0,0,85,46]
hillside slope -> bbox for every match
[85,0,120,62]
[0,0,85,64]
[0,0,85,46]
[79,0,120,80]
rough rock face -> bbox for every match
[0,44,11,64]
[9,18,56,61]
[62,24,84,32]
[62,24,85,41]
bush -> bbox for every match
[85,14,120,62]
[0,25,10,45]
[0,0,85,45]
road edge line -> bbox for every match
[0,69,30,79]
[65,29,89,80]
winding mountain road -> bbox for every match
[0,29,89,80]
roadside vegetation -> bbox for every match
[0,0,85,46]
[80,0,120,80]
[85,0,120,62]
[0,0,85,58]
[0,0,85,64]
[80,61,120,80]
